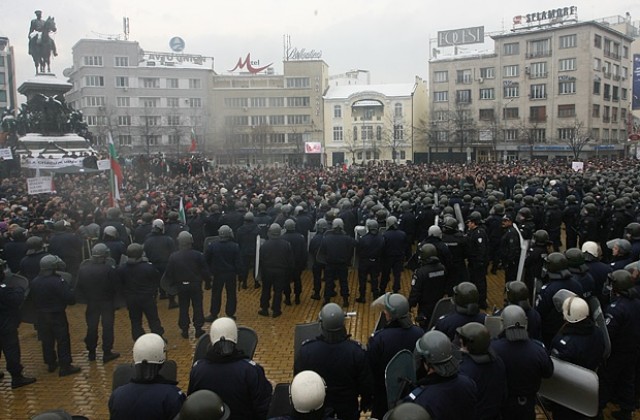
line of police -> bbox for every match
[3,173,640,418]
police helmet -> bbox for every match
[178,231,194,248]
[566,195,577,204]
[501,305,529,341]
[332,218,345,231]
[583,203,597,215]
[442,217,458,232]
[428,225,442,239]
[218,225,234,239]
[152,219,165,232]
[103,225,118,238]
[581,241,599,260]
[381,293,410,320]
[30,411,74,420]
[608,269,634,295]
[383,402,432,420]
[414,330,458,377]
[133,333,166,364]
[39,255,60,273]
[544,252,569,280]
[562,296,589,323]
[419,243,438,261]
[386,216,398,229]
[91,243,110,259]
[210,317,238,346]
[315,219,328,234]
[244,212,254,222]
[365,219,379,233]
[517,207,533,221]
[319,303,345,333]
[492,204,505,216]
[506,281,530,305]
[533,229,550,246]
[268,223,282,239]
[565,247,587,272]
[290,371,326,414]
[453,282,479,315]
[607,238,631,256]
[126,243,144,260]
[26,236,44,255]
[466,211,482,224]
[456,322,491,355]
[625,222,640,240]
[177,390,230,420]
[284,219,296,232]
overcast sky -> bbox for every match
[2,0,637,90]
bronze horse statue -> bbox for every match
[29,16,57,74]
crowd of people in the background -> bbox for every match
[3,157,640,419]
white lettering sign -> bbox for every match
[27,176,53,195]
[572,161,584,172]
[21,157,85,169]
[97,159,111,171]
[0,148,13,160]
[143,51,207,65]
[287,48,323,61]
[513,6,577,27]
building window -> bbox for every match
[166,97,179,108]
[0,72,5,85]
[504,129,518,141]
[167,115,180,126]
[527,38,551,58]
[592,104,600,118]
[480,67,495,79]
[529,62,547,78]
[0,56,5,67]
[612,108,618,123]
[269,115,285,125]
[559,80,576,94]
[436,131,448,142]
[118,135,132,146]
[393,124,404,140]
[145,135,160,145]
[224,98,248,108]
[503,107,519,119]
[251,116,268,126]
[86,116,98,126]
[612,86,619,101]
[142,98,158,108]
[84,96,105,107]
[287,115,310,125]
[434,71,448,82]
[288,133,303,144]
[529,106,546,122]
[456,70,472,84]
[591,128,600,140]
[558,128,575,140]
[594,34,602,48]
[376,126,382,141]
[622,88,628,100]
[621,108,627,122]
[287,97,310,107]
[167,78,179,88]
[334,105,342,118]
[594,58,601,71]
[479,88,495,100]
[434,111,448,121]
[558,104,576,118]
[115,76,128,87]
[559,34,577,49]
[434,91,448,102]
[141,78,160,88]
[189,78,201,89]
[118,115,131,126]
[286,77,310,88]
[168,135,180,145]
[559,58,576,72]
[188,98,202,108]
[270,133,285,143]
[479,108,495,121]
[269,97,284,107]
[83,56,103,66]
[251,97,267,107]
[361,126,373,140]
[530,129,546,143]
[116,97,130,107]
[503,84,519,98]
[503,65,519,78]
[503,42,519,56]
[394,103,403,118]
[224,116,248,126]
[143,116,160,126]
[353,127,358,141]
[530,84,547,99]
[604,84,611,100]
[114,56,129,67]
[603,106,610,122]
[593,80,601,95]
[333,126,343,141]
[85,75,104,87]
[456,90,471,104]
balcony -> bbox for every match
[526,50,552,59]
[456,78,473,85]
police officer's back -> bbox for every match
[408,244,447,328]
[434,282,486,341]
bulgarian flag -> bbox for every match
[189,127,197,153]
[108,132,123,206]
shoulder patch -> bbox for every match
[477,238,483,243]
[0,284,5,288]
[244,359,257,366]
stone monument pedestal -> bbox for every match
[18,73,72,101]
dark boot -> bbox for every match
[284,296,292,306]
[342,297,349,307]
[47,362,58,373]
[355,295,366,303]
[195,328,205,338]
[103,352,120,363]
[59,365,81,377]
[181,329,189,339]
[254,281,261,289]
[88,350,96,361]
[310,292,321,300]
[295,294,301,305]
[168,296,179,309]
[11,375,36,389]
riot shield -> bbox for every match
[385,349,416,409]
[266,383,293,419]
[373,311,388,333]
[112,360,178,391]
[192,325,258,364]
[538,357,599,417]
[427,297,455,330]
[552,289,577,313]
[4,273,28,292]
[160,272,178,296]
[255,235,261,282]
[453,203,465,232]
[588,296,611,360]
[513,224,529,283]
[484,315,503,339]
[294,322,321,358]
[533,277,544,305]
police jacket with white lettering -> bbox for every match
[408,258,447,319]
[109,377,185,420]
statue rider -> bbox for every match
[28,10,58,57]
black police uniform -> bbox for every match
[367,320,423,418]
[466,226,489,308]
[102,238,127,265]
[295,336,373,420]
[356,231,385,299]
[100,218,130,246]
[441,230,469,289]
[535,275,584,347]
[143,232,175,276]
[117,259,164,340]
[434,311,487,341]
[381,228,406,293]
[30,272,76,370]
[485,213,503,272]
[19,250,49,281]
[204,239,241,319]
[165,248,211,332]
[164,220,189,245]
[109,377,185,420]
[500,224,521,284]
[458,351,507,420]
[319,229,356,301]
[308,230,325,298]
[0,281,27,378]
[4,239,27,274]
[562,202,581,249]
[585,259,612,307]
[133,222,153,244]
[236,220,260,288]
[188,348,273,420]
[282,230,308,303]
[543,204,563,251]
[408,257,447,328]
[523,243,547,299]
[398,209,417,260]
[408,372,478,419]
[48,230,83,280]
[76,259,118,356]
[259,236,293,316]
[491,337,554,420]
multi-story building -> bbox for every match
[323,78,428,166]
[0,36,18,111]
[428,17,636,161]
[209,59,328,166]
[65,39,213,156]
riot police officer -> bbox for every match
[282,219,308,305]
[166,231,211,338]
[502,281,542,340]
[465,211,489,309]
[188,317,273,419]
[258,224,293,318]
[500,214,521,285]
[144,219,177,309]
[235,212,260,290]
[562,195,581,249]
[367,293,423,418]
[524,229,550,298]
[75,243,120,363]
[486,204,505,274]
[381,216,407,294]
[294,303,373,420]
[309,219,328,300]
[543,196,563,251]
[356,219,385,302]
[30,255,81,376]
[101,225,127,265]
[434,282,486,340]
[607,238,632,271]
[565,248,596,298]
[408,244,447,328]
[624,222,640,262]
[490,305,554,420]
[109,333,185,420]
[176,390,230,420]
[318,219,356,307]
[582,241,612,306]
[20,236,49,281]
[204,226,241,323]
[440,218,468,289]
